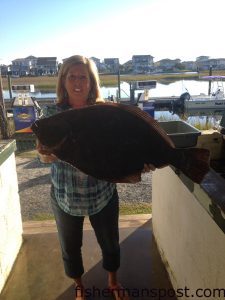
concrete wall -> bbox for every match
[0,143,23,293]
[152,167,225,300]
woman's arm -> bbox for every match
[35,104,60,163]
[142,163,156,172]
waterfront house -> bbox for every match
[104,58,119,73]
[196,56,225,71]
[10,56,57,76]
[89,57,108,73]
[181,60,197,71]
[11,56,37,76]
[0,65,9,76]
[36,57,58,76]
[132,55,154,74]
[89,57,101,69]
[120,60,133,74]
[154,58,182,72]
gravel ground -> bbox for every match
[16,156,152,221]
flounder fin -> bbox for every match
[176,148,210,183]
[112,103,175,148]
[105,170,142,183]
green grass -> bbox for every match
[30,213,55,221]
[28,204,152,221]
[16,149,38,158]
[157,114,180,122]
[187,119,216,131]
[119,203,152,215]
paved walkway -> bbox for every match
[5,155,175,300]
[1,215,177,300]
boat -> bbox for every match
[175,75,225,110]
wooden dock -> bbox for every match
[4,96,180,110]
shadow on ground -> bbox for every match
[1,219,176,300]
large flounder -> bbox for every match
[31,102,210,183]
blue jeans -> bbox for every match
[51,189,120,279]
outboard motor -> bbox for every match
[178,92,190,109]
[172,92,190,112]
[179,92,191,101]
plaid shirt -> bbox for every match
[43,104,116,216]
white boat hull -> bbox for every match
[184,97,225,109]
[183,76,225,109]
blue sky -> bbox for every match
[1,0,225,65]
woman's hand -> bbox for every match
[36,140,58,163]
[118,164,156,184]
[142,163,156,173]
[38,153,58,164]
[36,139,52,155]
[123,173,142,183]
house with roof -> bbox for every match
[196,57,225,71]
[10,56,57,76]
[154,58,182,72]
[181,60,197,71]
[89,57,107,73]
[103,58,119,73]
[0,64,9,76]
[132,55,154,74]
[36,57,58,75]
[89,57,101,69]
[11,56,37,76]
[120,60,133,74]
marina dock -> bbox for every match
[4,96,179,110]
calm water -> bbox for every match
[154,109,224,130]
[3,79,211,99]
[3,79,225,129]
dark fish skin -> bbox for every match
[31,103,210,183]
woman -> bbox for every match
[38,55,153,300]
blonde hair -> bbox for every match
[56,55,103,105]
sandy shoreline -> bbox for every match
[16,156,152,221]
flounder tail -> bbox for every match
[174,148,210,184]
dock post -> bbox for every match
[117,65,121,100]
[208,66,212,95]
[7,68,12,99]
[0,72,9,139]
